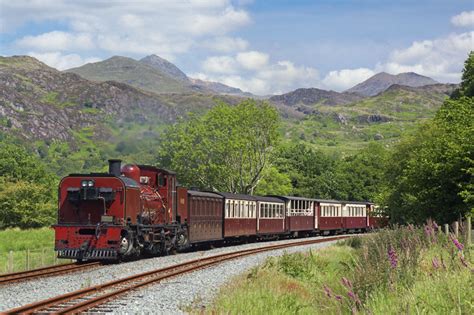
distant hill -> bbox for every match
[65,56,192,94]
[269,88,363,106]
[140,54,189,82]
[0,56,242,144]
[66,54,251,96]
[346,72,438,96]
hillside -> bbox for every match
[65,56,193,94]
[0,56,245,174]
[346,72,438,96]
[66,54,250,96]
[282,83,457,153]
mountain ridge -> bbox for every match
[346,72,438,96]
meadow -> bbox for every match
[0,227,66,273]
[209,223,473,314]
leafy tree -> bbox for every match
[383,96,473,224]
[0,142,57,228]
[452,51,474,98]
[158,100,280,194]
[273,143,343,199]
[254,166,292,196]
[336,142,389,202]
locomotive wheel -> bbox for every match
[119,235,133,256]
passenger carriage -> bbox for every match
[256,196,286,235]
[315,199,344,234]
[342,201,369,232]
[179,190,223,243]
[217,193,257,238]
[273,196,315,235]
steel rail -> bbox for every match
[4,235,350,314]
[0,262,101,285]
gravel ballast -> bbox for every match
[0,236,342,312]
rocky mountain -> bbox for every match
[66,54,250,96]
[139,54,188,82]
[269,88,364,115]
[346,72,438,96]
[65,56,192,94]
[0,56,241,144]
[189,78,250,96]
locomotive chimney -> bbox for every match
[108,159,122,177]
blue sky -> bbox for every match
[0,0,473,94]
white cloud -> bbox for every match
[27,51,101,70]
[17,31,95,51]
[202,36,248,52]
[322,68,375,91]
[451,11,474,27]
[4,0,252,59]
[380,31,473,82]
[198,54,319,95]
[202,56,239,74]
[236,51,269,70]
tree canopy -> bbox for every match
[158,100,280,194]
[0,142,57,228]
[382,52,474,224]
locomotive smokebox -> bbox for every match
[108,159,122,177]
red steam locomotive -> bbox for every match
[54,160,386,261]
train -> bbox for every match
[54,160,387,261]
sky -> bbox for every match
[0,0,473,95]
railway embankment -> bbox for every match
[206,224,473,314]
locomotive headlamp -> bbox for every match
[81,180,95,187]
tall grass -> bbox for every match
[0,227,62,273]
[208,222,473,314]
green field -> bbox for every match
[207,225,473,314]
[0,227,67,274]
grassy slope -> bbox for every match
[207,227,473,314]
[283,86,452,155]
[0,228,60,273]
[65,56,192,94]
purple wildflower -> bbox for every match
[335,295,343,301]
[347,291,361,305]
[341,277,353,289]
[432,257,440,269]
[432,221,439,231]
[323,285,333,298]
[387,245,398,268]
[449,234,464,251]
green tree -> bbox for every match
[273,143,343,199]
[452,51,474,98]
[383,96,473,224]
[158,100,280,194]
[337,142,389,202]
[0,142,57,228]
[254,166,292,196]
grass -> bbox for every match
[0,227,67,274]
[206,224,473,314]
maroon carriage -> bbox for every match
[217,193,257,238]
[315,199,344,234]
[274,196,315,235]
[256,196,286,235]
[177,189,223,243]
[342,201,369,232]
[368,205,389,229]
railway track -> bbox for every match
[4,235,349,314]
[0,262,101,286]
